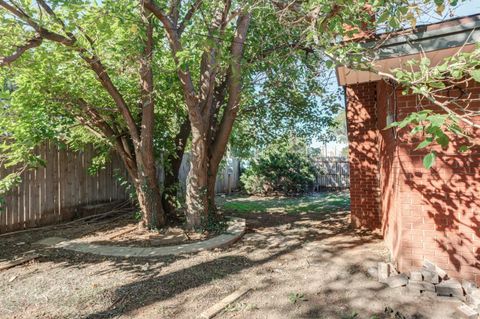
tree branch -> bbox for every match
[61,96,137,171]
[210,13,251,168]
[197,1,230,116]
[144,0,198,110]
[178,0,202,35]
[0,35,43,66]
[169,0,181,25]
[377,71,480,130]
[139,7,156,171]
[0,0,140,144]
[246,43,314,64]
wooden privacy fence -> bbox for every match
[0,143,241,233]
[314,157,350,189]
[176,154,241,195]
[0,143,129,233]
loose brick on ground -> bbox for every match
[437,279,464,299]
[423,259,436,272]
[421,268,439,284]
[367,266,378,279]
[456,303,479,319]
[378,262,389,283]
[466,289,480,310]
[409,271,423,282]
[463,280,477,295]
[424,259,447,280]
[407,281,435,293]
[388,263,399,276]
[385,274,409,288]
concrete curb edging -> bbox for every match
[39,217,246,258]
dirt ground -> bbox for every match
[0,196,461,319]
[72,216,211,247]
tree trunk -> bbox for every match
[185,122,209,229]
[117,138,166,229]
[136,8,165,229]
[203,13,252,221]
[132,170,165,229]
[207,165,218,214]
[163,116,191,220]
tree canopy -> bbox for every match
[276,0,479,167]
[0,0,342,229]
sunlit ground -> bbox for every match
[217,190,350,215]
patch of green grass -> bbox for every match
[218,191,350,215]
[288,292,307,304]
[341,312,358,319]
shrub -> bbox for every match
[241,141,317,195]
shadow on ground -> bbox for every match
[0,193,461,318]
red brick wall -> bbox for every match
[376,81,403,265]
[346,83,381,230]
[392,81,480,284]
[347,79,480,284]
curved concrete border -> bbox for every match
[52,217,245,257]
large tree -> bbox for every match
[1,0,339,230]
[141,0,252,227]
[0,0,192,228]
[142,0,340,227]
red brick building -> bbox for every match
[336,15,480,283]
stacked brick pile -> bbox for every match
[369,259,480,318]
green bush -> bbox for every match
[241,141,317,195]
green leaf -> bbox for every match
[420,57,431,66]
[398,6,408,15]
[423,152,436,169]
[427,114,447,127]
[459,145,469,153]
[435,4,445,16]
[451,69,463,79]
[447,123,463,135]
[470,69,480,82]
[384,121,399,129]
[430,81,445,89]
[378,11,390,24]
[437,63,448,72]
[415,137,433,150]
[410,125,423,135]
[436,134,449,148]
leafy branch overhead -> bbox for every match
[277,0,479,168]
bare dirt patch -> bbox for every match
[73,216,212,247]
[0,194,461,319]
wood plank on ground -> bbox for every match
[107,225,137,240]
[200,287,251,319]
[0,254,40,271]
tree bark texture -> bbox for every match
[146,0,251,228]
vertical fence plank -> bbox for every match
[79,150,86,205]
[315,157,350,189]
[60,146,68,221]
[44,142,54,224]
[31,163,38,228]
[53,143,60,222]
[0,165,6,232]
[21,171,28,229]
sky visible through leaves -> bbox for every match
[310,0,480,152]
